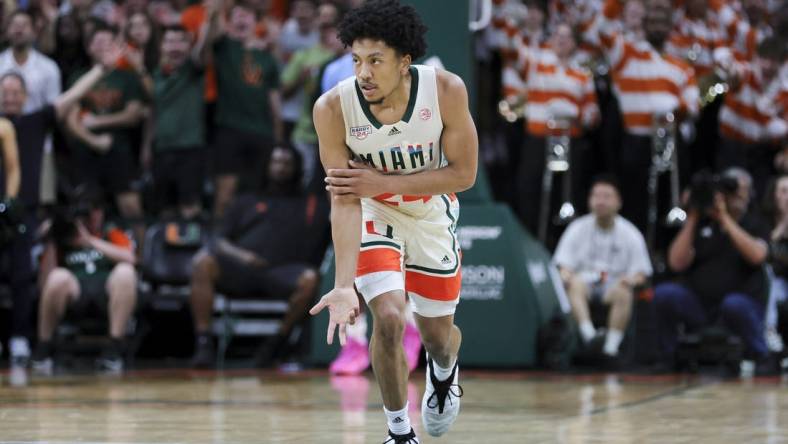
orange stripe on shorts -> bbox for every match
[357,248,402,277]
[405,270,462,302]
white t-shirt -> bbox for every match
[553,214,653,283]
[0,49,61,113]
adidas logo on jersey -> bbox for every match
[441,255,451,265]
[387,126,401,136]
[392,417,404,424]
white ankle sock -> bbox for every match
[580,321,596,343]
[603,329,624,356]
[384,403,411,435]
[346,313,368,344]
[431,357,456,381]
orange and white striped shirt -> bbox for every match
[509,45,599,136]
[598,0,700,135]
[720,63,788,143]
[709,0,772,63]
[665,14,725,79]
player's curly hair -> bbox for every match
[338,0,428,60]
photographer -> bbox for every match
[30,188,137,374]
[654,168,774,372]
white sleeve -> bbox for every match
[627,229,653,277]
[553,221,583,270]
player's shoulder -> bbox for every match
[435,68,467,96]
[314,85,343,117]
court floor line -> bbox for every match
[585,378,716,417]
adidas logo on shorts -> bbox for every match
[440,255,451,265]
[388,126,402,136]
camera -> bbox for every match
[688,170,739,211]
[45,185,101,247]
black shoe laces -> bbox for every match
[383,428,418,443]
[426,359,464,414]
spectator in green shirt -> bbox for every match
[145,25,206,220]
[65,22,146,244]
[197,0,284,218]
[281,13,344,189]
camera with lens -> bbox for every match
[688,170,739,211]
[46,186,101,248]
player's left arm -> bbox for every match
[325,69,478,197]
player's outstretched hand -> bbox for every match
[309,287,360,346]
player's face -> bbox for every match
[352,39,410,104]
[0,76,27,116]
[589,184,621,220]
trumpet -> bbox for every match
[647,111,686,249]
[538,116,575,243]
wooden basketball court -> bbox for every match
[0,369,786,443]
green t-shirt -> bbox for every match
[282,46,335,145]
[213,37,280,137]
[61,225,132,282]
[67,68,145,153]
[153,61,205,151]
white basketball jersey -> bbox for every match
[338,65,446,213]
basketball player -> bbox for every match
[308,1,478,442]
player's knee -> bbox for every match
[373,307,406,345]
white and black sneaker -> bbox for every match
[421,356,463,437]
[383,428,419,443]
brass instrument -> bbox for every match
[647,112,686,249]
[538,116,575,243]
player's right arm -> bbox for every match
[308,88,360,346]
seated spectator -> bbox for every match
[0,45,125,367]
[65,22,146,244]
[146,25,205,220]
[554,176,652,366]
[189,146,321,368]
[30,186,138,374]
[655,168,776,373]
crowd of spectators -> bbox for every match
[0,0,356,371]
[0,0,785,375]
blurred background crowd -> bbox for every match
[0,0,785,376]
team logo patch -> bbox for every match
[351,124,372,140]
[419,108,432,121]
